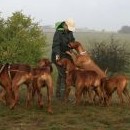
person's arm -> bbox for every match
[70,31,75,42]
[52,31,61,54]
[52,31,61,59]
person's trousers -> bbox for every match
[55,64,66,99]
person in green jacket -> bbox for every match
[51,18,75,100]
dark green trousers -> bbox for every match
[55,64,66,99]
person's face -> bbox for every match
[63,23,68,31]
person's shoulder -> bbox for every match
[53,30,63,38]
[55,30,64,34]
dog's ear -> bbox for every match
[49,65,53,73]
[56,58,63,66]
[68,43,71,48]
[59,59,68,69]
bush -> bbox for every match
[89,36,130,74]
[118,26,130,34]
[0,11,46,65]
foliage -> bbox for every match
[0,11,46,65]
[89,36,130,74]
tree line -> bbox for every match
[118,26,130,34]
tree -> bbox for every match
[118,26,130,34]
[0,11,46,65]
[89,36,130,74]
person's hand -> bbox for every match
[56,55,60,61]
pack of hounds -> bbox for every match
[0,41,130,114]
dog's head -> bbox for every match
[37,58,53,73]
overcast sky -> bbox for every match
[0,0,130,31]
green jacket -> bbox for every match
[51,22,75,63]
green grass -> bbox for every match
[1,91,130,130]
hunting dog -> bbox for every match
[0,64,14,107]
[0,58,54,113]
[32,58,53,113]
[67,41,106,78]
[57,58,103,105]
[9,64,32,109]
[101,74,130,106]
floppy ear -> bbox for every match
[56,58,66,68]
[68,42,73,48]
[46,60,52,65]
[61,59,72,70]
[67,50,77,65]
[69,41,79,49]
[50,65,53,73]
[45,59,53,72]
[56,59,62,66]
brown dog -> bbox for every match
[101,74,130,106]
[0,64,14,107]
[57,58,103,105]
[37,58,53,72]
[0,59,53,113]
[32,58,53,113]
[68,41,106,78]
[9,64,32,109]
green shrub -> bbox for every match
[89,36,130,74]
[0,11,46,65]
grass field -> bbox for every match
[1,89,130,130]
[0,31,130,130]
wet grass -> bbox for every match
[0,89,130,130]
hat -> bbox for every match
[55,21,62,29]
[65,18,75,32]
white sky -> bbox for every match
[0,0,130,31]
